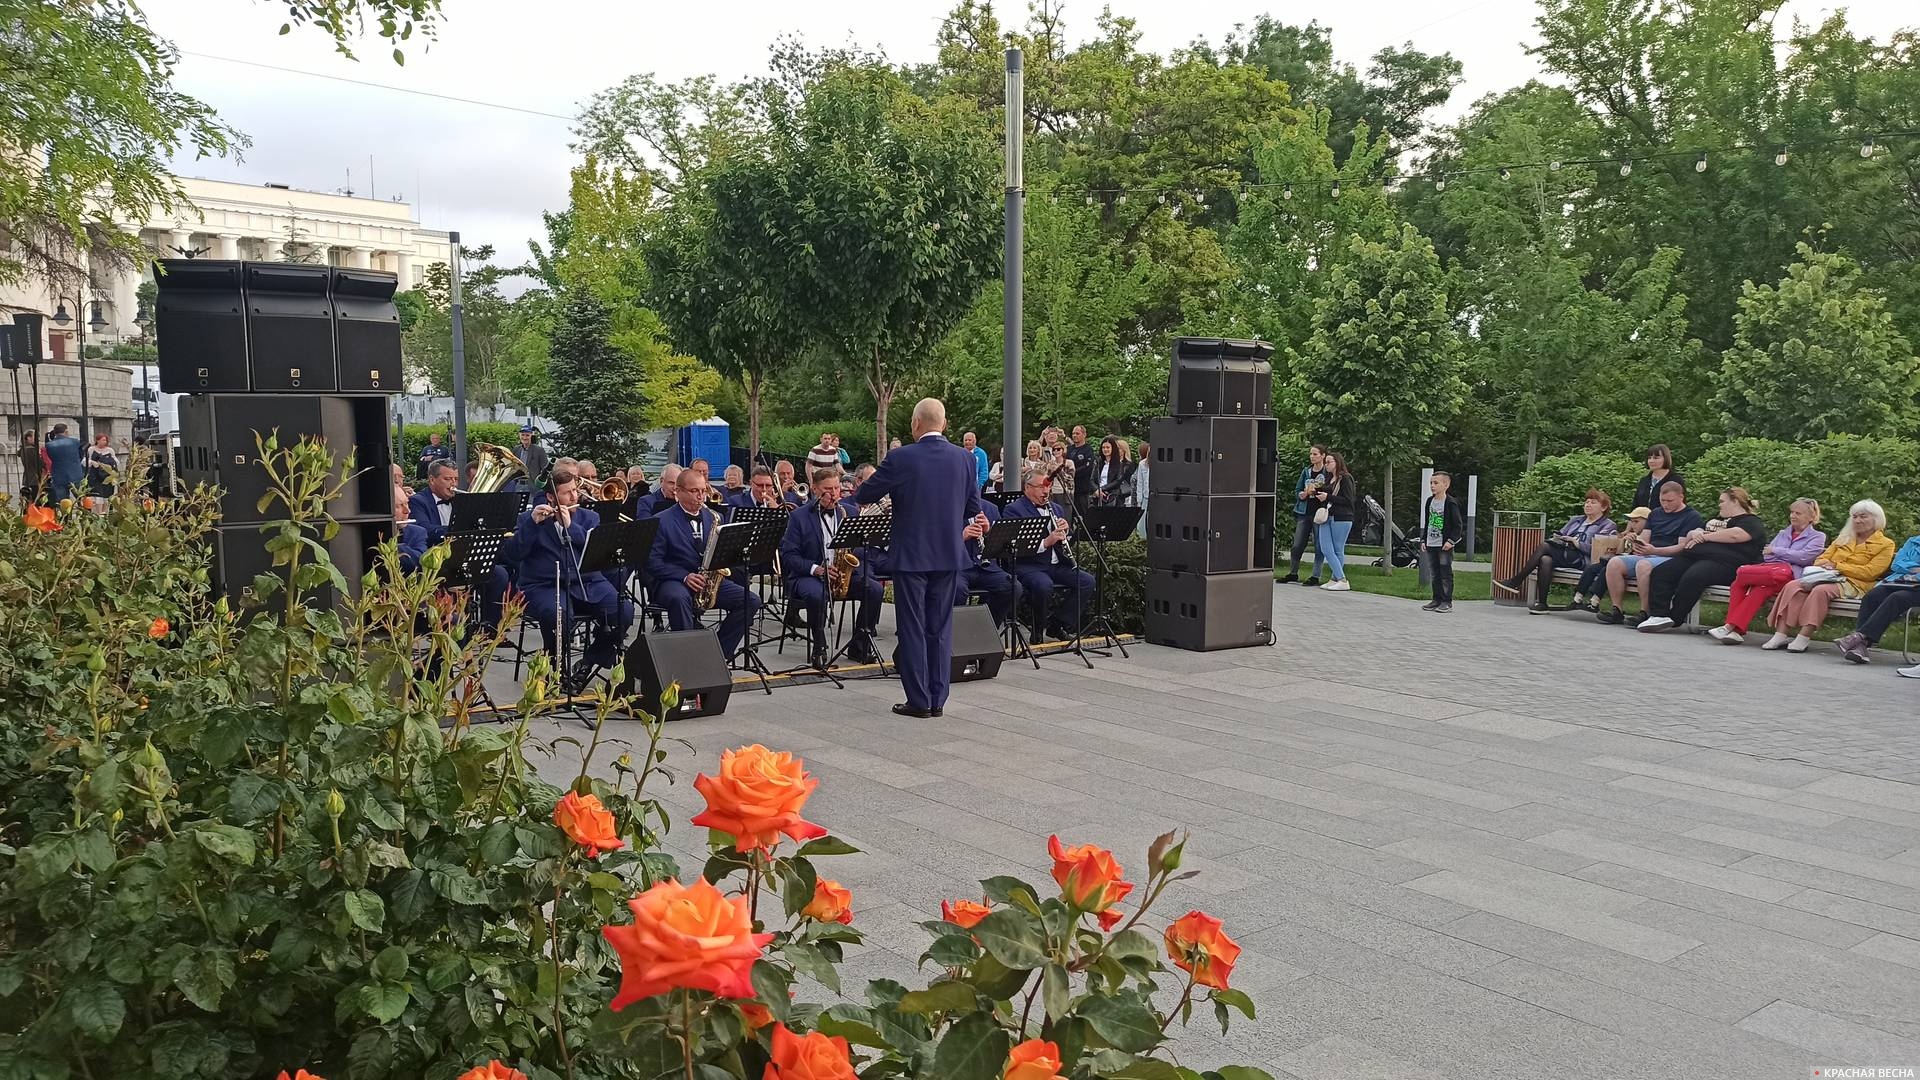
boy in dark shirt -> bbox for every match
[1419,471,1466,613]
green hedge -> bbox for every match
[1098,536,1148,635]
[757,421,876,468]
[396,422,526,477]
[1498,436,1920,537]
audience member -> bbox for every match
[1282,445,1330,585]
[1708,498,1825,644]
[1597,482,1703,625]
[1833,531,1920,667]
[1498,488,1618,612]
[1637,487,1766,632]
[1761,500,1894,653]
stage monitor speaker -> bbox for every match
[177,394,391,523]
[1168,337,1273,417]
[1150,416,1277,496]
[1144,568,1274,651]
[245,263,336,391]
[332,268,401,392]
[155,259,250,392]
[1146,492,1275,573]
[618,630,732,721]
[210,518,389,609]
[950,604,1004,683]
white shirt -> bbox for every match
[816,504,839,576]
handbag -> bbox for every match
[1798,566,1844,587]
[1312,506,1330,525]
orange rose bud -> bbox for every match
[1047,835,1134,915]
[802,878,853,925]
[275,1071,325,1080]
[690,744,829,852]
[553,791,623,858]
[765,1023,857,1080]
[1164,910,1241,991]
[23,504,59,533]
[456,1063,530,1080]
[1005,1039,1066,1080]
[1095,908,1125,932]
[148,616,170,639]
[740,1001,776,1031]
[603,878,773,1009]
[941,898,993,929]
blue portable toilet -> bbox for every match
[676,417,731,470]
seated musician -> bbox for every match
[513,464,632,694]
[780,467,884,668]
[955,496,1016,625]
[646,467,762,662]
[407,460,460,545]
[775,460,806,508]
[747,465,787,512]
[630,464,679,519]
[393,491,434,574]
[722,464,755,511]
[1003,466,1095,642]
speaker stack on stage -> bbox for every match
[155,259,401,606]
[1144,338,1278,651]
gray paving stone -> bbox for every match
[1572,863,1878,950]
[1528,828,1804,901]
[1735,1000,1920,1064]
[1850,932,1920,970]
[1405,871,1701,962]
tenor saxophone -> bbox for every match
[827,548,860,601]
[693,512,729,613]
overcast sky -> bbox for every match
[149,0,1909,278]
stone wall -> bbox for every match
[3,361,134,497]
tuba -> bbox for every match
[467,442,528,493]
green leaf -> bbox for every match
[752,960,794,1022]
[782,941,840,994]
[69,986,125,1040]
[1214,1069,1278,1080]
[1106,1059,1182,1080]
[926,933,980,967]
[1105,928,1158,962]
[896,980,977,1015]
[344,888,386,932]
[359,981,409,1022]
[171,951,233,1012]
[388,869,435,925]
[73,829,115,872]
[1042,962,1071,1020]
[972,908,1047,970]
[1077,995,1163,1053]
[979,874,1040,905]
[968,953,1032,1000]
[1211,987,1255,1020]
[190,823,256,865]
[429,866,490,906]
[796,835,861,856]
[349,1027,394,1079]
[931,1012,1010,1080]
[781,853,818,918]
[478,821,517,865]
[371,945,408,981]
[225,773,280,823]
[816,1004,889,1048]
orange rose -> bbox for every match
[1005,1039,1066,1080]
[457,1064,529,1080]
[691,744,829,852]
[765,1024,856,1080]
[603,878,772,1009]
[553,791,623,858]
[740,1001,775,1031]
[941,898,993,929]
[275,1071,324,1080]
[148,617,170,639]
[802,878,853,925]
[1047,835,1133,916]
[23,504,59,533]
[1164,910,1241,990]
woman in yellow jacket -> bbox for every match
[1761,499,1896,652]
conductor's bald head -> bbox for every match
[910,398,947,439]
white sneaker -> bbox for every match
[1786,634,1812,653]
[1707,625,1744,644]
[1637,616,1675,632]
[1760,632,1792,650]
[1897,665,1920,679]
[1320,579,1351,592]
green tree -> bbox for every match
[399,244,518,407]
[542,291,649,463]
[1713,242,1920,442]
[1293,224,1465,567]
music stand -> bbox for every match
[981,516,1051,669]
[1075,505,1141,656]
[436,531,512,724]
[588,498,626,521]
[451,491,527,535]
[703,522,773,692]
[985,491,1021,510]
[818,511,891,675]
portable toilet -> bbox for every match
[677,417,731,470]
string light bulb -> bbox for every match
[1694,151,1708,173]
[1774,147,1789,166]
[1434,176,1446,192]
[1861,135,1876,158]
[1330,179,1341,199]
[1117,192,1127,204]
[1498,166,1511,180]
[1086,195,1095,206]
[1157,193,1167,204]
[1619,161,1633,177]
[1282,183,1293,200]
[1549,160,1563,172]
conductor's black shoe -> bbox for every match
[848,633,880,665]
[1278,572,1299,584]
[891,704,933,718]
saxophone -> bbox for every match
[827,548,860,601]
[693,511,729,613]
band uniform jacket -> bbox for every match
[851,433,985,573]
[648,502,724,585]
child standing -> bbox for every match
[1420,471,1466,612]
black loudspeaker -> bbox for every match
[0,323,21,369]
[210,519,390,609]
[1146,493,1275,573]
[950,604,1004,683]
[618,630,732,721]
[1168,337,1273,417]
[1150,416,1277,496]
[332,268,401,392]
[245,263,336,391]
[12,312,45,365]
[155,260,251,392]
[1144,569,1274,651]
[177,394,391,524]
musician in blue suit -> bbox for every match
[1003,466,1095,642]
[513,464,631,694]
[407,460,460,545]
[955,496,1017,625]
[647,468,761,661]
[781,468,883,670]
[852,399,987,718]
[393,492,434,575]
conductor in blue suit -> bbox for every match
[852,398,987,718]
[647,468,762,661]
[1003,466,1096,642]
[407,460,460,545]
[513,464,630,695]
[781,467,884,670]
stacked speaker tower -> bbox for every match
[155,259,403,606]
[1143,337,1278,651]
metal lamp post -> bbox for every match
[51,297,109,444]
[132,303,155,440]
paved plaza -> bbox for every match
[509,588,1920,1079]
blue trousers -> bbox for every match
[1016,563,1096,633]
[655,577,761,660]
[1314,519,1353,580]
[957,562,1017,624]
[892,570,957,711]
[788,572,882,646]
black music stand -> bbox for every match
[451,491,527,535]
[982,516,1051,669]
[705,521,774,692]
[436,531,512,724]
[728,505,789,602]
[985,491,1021,510]
[589,498,626,521]
[1076,505,1141,657]
[827,511,892,675]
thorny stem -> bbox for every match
[681,990,697,1080]
[550,875,576,1080]
[1160,971,1196,1035]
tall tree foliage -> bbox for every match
[397,244,518,407]
[541,291,649,464]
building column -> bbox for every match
[395,251,415,289]
[350,247,373,269]
[167,228,194,257]
[216,233,240,260]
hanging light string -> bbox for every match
[1039,128,1920,205]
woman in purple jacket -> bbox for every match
[1497,488,1619,612]
[1707,497,1825,644]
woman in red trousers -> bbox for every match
[1708,498,1826,645]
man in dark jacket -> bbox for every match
[44,424,84,501]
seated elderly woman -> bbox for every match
[1707,497,1826,644]
[1494,488,1618,612]
[1759,499,1895,653]
[1833,532,1920,665]
[1638,487,1767,632]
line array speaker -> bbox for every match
[1168,337,1273,417]
[175,394,393,524]
[1146,493,1275,574]
[1149,415,1277,496]
[210,519,391,609]
[1143,569,1275,651]
[619,630,732,721]
[154,259,401,394]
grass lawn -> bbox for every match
[1293,564,1493,602]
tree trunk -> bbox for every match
[1382,460,1395,577]
[871,344,892,464]
[1526,430,1538,470]
[746,368,763,461]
